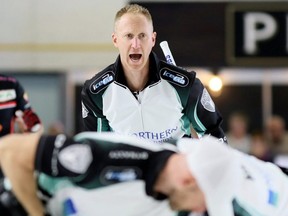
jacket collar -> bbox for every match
[113,51,161,88]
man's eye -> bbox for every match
[127,34,133,39]
[139,33,145,39]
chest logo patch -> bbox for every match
[90,71,114,94]
[160,68,189,87]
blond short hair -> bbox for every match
[114,4,153,28]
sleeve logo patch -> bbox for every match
[160,68,189,87]
[89,71,114,94]
[81,102,89,118]
[0,89,16,102]
[201,88,215,112]
[58,144,93,174]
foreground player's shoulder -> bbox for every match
[0,75,25,99]
[0,74,18,86]
[83,64,116,94]
[159,61,196,87]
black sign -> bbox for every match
[131,2,226,67]
[226,3,288,66]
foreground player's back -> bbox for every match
[47,181,176,216]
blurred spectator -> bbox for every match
[226,111,251,153]
[47,121,65,135]
[249,130,274,162]
[265,115,288,168]
[265,115,288,155]
[0,74,42,216]
[0,74,41,137]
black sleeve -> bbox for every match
[14,79,41,132]
[81,82,111,132]
[35,135,78,177]
[35,133,175,195]
[186,78,227,143]
[14,79,30,111]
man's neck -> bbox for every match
[123,66,150,92]
[155,154,194,193]
[153,154,180,195]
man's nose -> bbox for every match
[131,37,140,48]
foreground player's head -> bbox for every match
[153,153,206,213]
[112,4,156,73]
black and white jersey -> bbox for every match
[0,74,31,136]
[81,52,226,143]
[35,132,177,194]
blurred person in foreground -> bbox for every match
[0,132,288,216]
[0,74,42,216]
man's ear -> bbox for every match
[182,175,197,188]
[112,33,118,47]
[152,32,157,47]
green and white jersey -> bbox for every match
[81,52,226,143]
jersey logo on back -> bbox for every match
[160,68,189,87]
[100,166,142,185]
[90,71,115,94]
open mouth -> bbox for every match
[129,54,142,61]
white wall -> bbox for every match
[0,0,127,70]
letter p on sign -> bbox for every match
[244,12,277,55]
